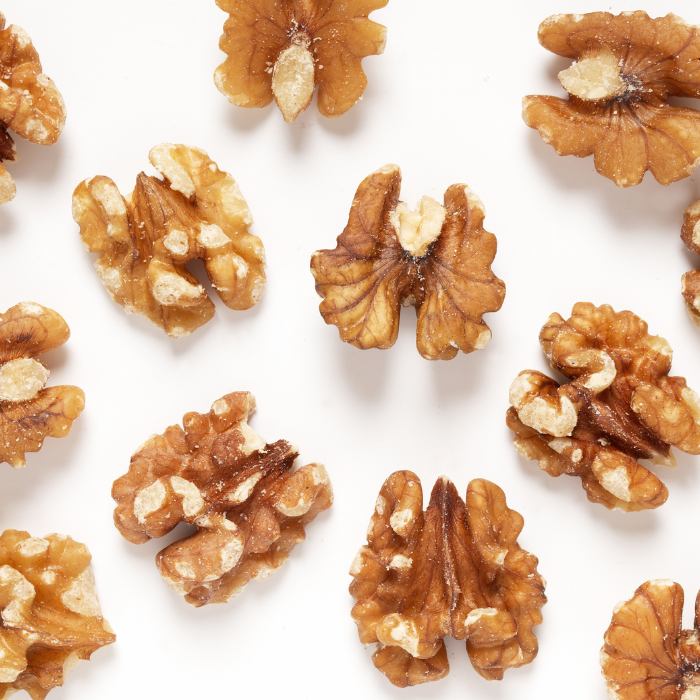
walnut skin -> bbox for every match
[601,580,700,699]
[112,391,333,607]
[507,303,700,512]
[214,0,387,123]
[0,302,84,468]
[523,12,700,187]
[0,530,115,700]
[349,472,546,687]
[310,165,505,360]
[681,199,700,329]
[72,144,265,338]
[0,13,65,205]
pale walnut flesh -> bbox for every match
[0,530,115,700]
[112,391,333,607]
[310,165,505,360]
[681,199,700,329]
[523,12,700,187]
[214,0,387,122]
[507,302,700,511]
[72,144,266,338]
[349,472,546,687]
[0,303,84,468]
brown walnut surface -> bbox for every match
[601,580,700,699]
[214,0,387,123]
[310,165,505,360]
[112,391,333,607]
[72,143,265,338]
[681,199,700,329]
[0,530,115,700]
[349,471,546,687]
[507,302,700,512]
[523,12,700,187]
[0,302,84,468]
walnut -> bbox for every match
[72,144,265,338]
[214,0,387,123]
[349,471,546,687]
[0,530,115,700]
[112,391,333,607]
[681,199,700,329]
[310,165,505,360]
[523,12,700,187]
[601,580,700,699]
[506,302,700,511]
[0,302,84,468]
[0,12,65,205]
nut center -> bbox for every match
[390,196,446,258]
[558,46,627,102]
[272,34,315,124]
[0,358,49,402]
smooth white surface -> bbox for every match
[1,0,700,698]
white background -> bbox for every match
[1,0,700,698]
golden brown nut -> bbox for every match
[72,144,265,338]
[601,580,700,699]
[310,165,505,360]
[681,199,700,328]
[0,530,115,700]
[214,0,387,123]
[0,12,65,205]
[0,302,84,468]
[349,472,546,687]
[523,12,700,187]
[507,302,700,511]
[112,391,333,607]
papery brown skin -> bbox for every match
[349,471,546,687]
[681,199,700,329]
[310,165,505,360]
[523,12,700,187]
[112,391,333,607]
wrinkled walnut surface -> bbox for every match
[681,199,700,329]
[523,12,700,187]
[214,0,387,123]
[507,302,700,511]
[601,580,700,699]
[0,530,115,700]
[72,144,265,338]
[0,302,84,468]
[310,165,505,360]
[349,472,545,687]
[112,391,333,607]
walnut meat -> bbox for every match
[523,12,700,187]
[601,580,700,699]
[214,0,387,123]
[112,391,333,607]
[72,144,265,338]
[681,199,700,328]
[349,472,546,687]
[0,530,115,700]
[0,12,65,205]
[310,165,505,360]
[0,302,84,468]
[507,303,700,511]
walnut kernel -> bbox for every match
[681,199,700,329]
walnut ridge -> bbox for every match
[112,392,333,607]
[72,144,265,338]
[214,0,388,123]
[681,199,700,329]
[507,303,700,511]
[0,303,84,468]
[523,12,700,187]
[310,165,505,360]
[349,472,546,687]
[0,530,115,700]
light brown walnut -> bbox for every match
[681,199,700,329]
[507,302,700,511]
[601,580,700,699]
[72,144,265,338]
[0,302,84,468]
[112,391,333,607]
[310,165,505,360]
[214,0,387,123]
[0,12,65,205]
[349,472,546,687]
[523,12,700,187]
[0,530,115,700]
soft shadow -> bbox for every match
[42,344,69,372]
[430,341,494,403]
[317,96,367,138]
[11,136,65,185]
[337,341,391,398]
[0,204,16,234]
[223,102,274,132]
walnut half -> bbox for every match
[349,472,546,687]
[681,199,700,329]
